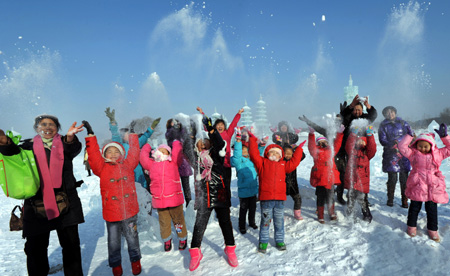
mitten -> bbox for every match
[234,127,242,139]
[105,107,116,123]
[351,126,360,135]
[294,127,302,134]
[270,127,277,133]
[366,126,374,136]
[275,135,282,142]
[308,127,315,134]
[337,124,345,133]
[151,117,161,129]
[298,115,307,122]
[203,116,213,132]
[340,101,348,113]
[82,120,94,135]
[129,120,136,134]
[434,123,448,138]
[298,140,307,148]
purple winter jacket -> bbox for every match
[398,135,450,204]
[378,117,412,173]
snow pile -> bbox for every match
[1,128,450,275]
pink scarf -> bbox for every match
[199,150,214,181]
[33,134,64,220]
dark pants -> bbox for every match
[316,186,334,207]
[335,153,347,199]
[386,171,409,204]
[181,175,192,206]
[25,225,83,276]
[239,196,257,229]
[407,200,438,231]
[347,190,369,215]
[223,167,232,201]
[191,206,235,248]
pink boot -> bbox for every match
[189,247,203,271]
[294,209,304,220]
[407,226,416,237]
[427,230,440,242]
[224,245,238,267]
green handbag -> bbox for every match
[0,131,40,199]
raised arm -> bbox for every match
[285,145,304,173]
[139,143,153,171]
[85,135,105,176]
[124,133,140,170]
[225,108,243,137]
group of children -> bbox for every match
[82,106,450,275]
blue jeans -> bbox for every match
[106,215,141,267]
[259,200,284,244]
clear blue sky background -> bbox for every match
[1,0,449,138]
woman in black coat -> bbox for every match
[0,115,85,276]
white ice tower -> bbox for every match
[344,75,359,104]
[240,100,254,128]
[254,95,271,138]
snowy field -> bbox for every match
[1,127,450,276]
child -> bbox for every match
[248,131,304,253]
[84,121,142,276]
[189,116,238,271]
[283,145,305,220]
[398,123,450,242]
[344,125,377,223]
[139,140,188,251]
[231,128,259,234]
[308,126,344,224]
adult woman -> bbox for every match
[0,115,85,276]
[378,106,412,208]
[272,121,299,148]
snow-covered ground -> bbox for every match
[1,130,450,276]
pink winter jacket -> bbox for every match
[398,135,450,204]
[140,141,184,209]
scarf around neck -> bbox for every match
[33,134,65,220]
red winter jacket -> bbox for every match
[249,136,303,201]
[308,133,343,189]
[344,133,376,193]
[219,112,241,168]
[86,134,140,222]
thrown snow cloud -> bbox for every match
[383,1,426,44]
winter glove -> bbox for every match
[337,124,345,133]
[340,101,348,113]
[247,131,256,139]
[129,120,136,134]
[298,115,307,122]
[434,123,448,138]
[151,117,161,129]
[298,140,307,148]
[259,136,269,147]
[294,127,302,134]
[234,127,242,140]
[366,126,374,136]
[203,116,213,132]
[308,127,315,134]
[82,120,94,135]
[105,107,116,123]
[275,134,282,142]
[270,126,277,133]
[351,126,360,135]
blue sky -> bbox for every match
[1,1,449,138]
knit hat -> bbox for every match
[382,106,397,118]
[412,133,436,149]
[34,114,61,131]
[268,147,282,157]
[102,142,125,160]
[316,135,328,145]
[157,144,172,155]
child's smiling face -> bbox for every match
[284,148,293,160]
[105,147,122,162]
[417,140,431,154]
[158,148,170,155]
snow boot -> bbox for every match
[112,265,123,276]
[276,242,286,251]
[294,209,304,220]
[362,207,372,223]
[407,226,417,237]
[427,230,441,242]
[189,247,203,271]
[164,239,172,252]
[317,206,325,224]
[131,260,141,275]
[401,197,408,209]
[258,242,268,254]
[224,245,239,267]
[329,204,337,221]
[336,185,346,205]
[179,239,187,250]
[249,223,258,230]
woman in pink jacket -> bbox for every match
[398,124,450,242]
[140,140,188,251]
